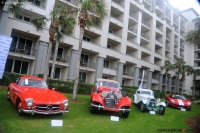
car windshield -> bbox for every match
[21,79,48,88]
[172,95,186,100]
[98,81,119,89]
[141,90,152,95]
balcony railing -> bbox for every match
[110,15,123,22]
[165,45,170,51]
[112,0,124,8]
[141,33,150,40]
[128,27,137,34]
[10,48,36,56]
[175,40,178,45]
[80,62,96,69]
[129,13,138,21]
[174,50,178,55]
[180,43,184,49]
[63,0,78,6]
[50,56,69,63]
[142,20,150,28]
[143,0,152,5]
[123,71,134,76]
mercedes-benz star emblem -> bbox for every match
[46,105,52,110]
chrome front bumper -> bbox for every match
[91,103,131,112]
[20,108,69,115]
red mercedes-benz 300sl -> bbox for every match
[7,76,69,115]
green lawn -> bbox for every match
[0,88,199,133]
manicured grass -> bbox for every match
[0,88,199,133]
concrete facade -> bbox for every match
[0,0,199,95]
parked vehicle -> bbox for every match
[90,79,131,118]
[133,88,166,115]
[165,94,191,111]
[7,76,69,115]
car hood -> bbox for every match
[20,87,67,103]
[140,94,154,100]
[170,98,191,105]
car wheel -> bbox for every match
[121,107,130,118]
[90,102,97,114]
[7,89,10,101]
[187,107,191,111]
[17,101,24,116]
[141,103,146,112]
[159,105,165,115]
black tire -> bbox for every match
[17,101,24,116]
[122,107,130,118]
[141,103,146,112]
[159,105,165,115]
[7,89,10,101]
[187,107,191,111]
[90,102,98,114]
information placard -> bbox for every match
[0,34,12,79]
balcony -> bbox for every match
[166,35,170,40]
[80,62,96,69]
[128,27,137,35]
[180,53,184,58]
[142,20,150,28]
[129,13,138,21]
[180,43,184,49]
[141,33,150,41]
[175,40,178,45]
[165,45,170,51]
[174,50,178,55]
[112,0,124,12]
[10,48,36,57]
[60,0,78,7]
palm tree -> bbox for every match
[161,60,173,93]
[179,65,191,95]
[8,2,76,80]
[72,0,107,100]
[187,66,200,99]
[185,29,200,46]
[173,58,185,94]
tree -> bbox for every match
[187,66,200,99]
[185,29,200,46]
[8,2,76,80]
[173,58,185,94]
[72,0,107,100]
[179,65,191,95]
[161,60,173,93]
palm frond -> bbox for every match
[31,16,48,31]
[8,0,24,16]
[185,29,200,46]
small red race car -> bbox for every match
[165,94,191,111]
[90,79,131,118]
[7,76,69,115]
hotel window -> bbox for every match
[79,72,87,83]
[10,35,33,55]
[83,36,91,42]
[5,58,29,74]
[103,59,110,68]
[80,54,89,66]
[49,67,61,79]
[15,14,31,22]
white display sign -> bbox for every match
[0,34,12,79]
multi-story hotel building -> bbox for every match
[0,0,199,95]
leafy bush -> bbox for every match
[121,86,138,97]
[0,72,22,86]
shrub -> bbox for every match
[121,86,138,97]
[0,72,22,86]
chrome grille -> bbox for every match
[104,91,117,108]
[35,105,60,111]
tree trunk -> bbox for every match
[193,75,196,99]
[73,26,84,100]
[43,40,52,80]
[50,40,59,79]
[165,72,168,93]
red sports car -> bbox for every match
[7,76,69,115]
[90,79,131,118]
[165,94,191,111]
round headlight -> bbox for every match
[117,93,122,100]
[187,102,191,106]
[157,98,160,102]
[171,100,174,103]
[26,98,33,107]
[102,91,107,98]
[63,100,68,107]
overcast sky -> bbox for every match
[169,0,200,15]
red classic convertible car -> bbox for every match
[7,76,69,115]
[165,94,191,111]
[90,79,131,118]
